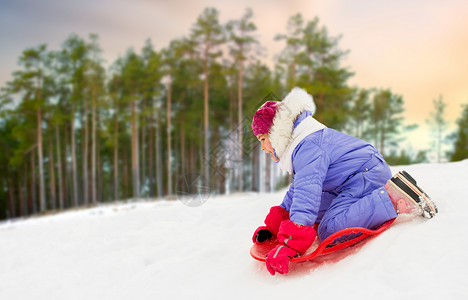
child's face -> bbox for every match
[256,134,279,162]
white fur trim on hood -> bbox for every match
[269,87,317,158]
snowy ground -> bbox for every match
[1,160,467,300]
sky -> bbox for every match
[1,0,467,160]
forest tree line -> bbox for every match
[1,8,467,220]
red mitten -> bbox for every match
[252,206,289,244]
[266,245,297,275]
[252,226,273,243]
[264,206,290,235]
[277,220,317,254]
[265,220,317,275]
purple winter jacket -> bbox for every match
[279,111,391,227]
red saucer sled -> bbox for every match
[250,218,396,262]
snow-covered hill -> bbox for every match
[1,160,467,300]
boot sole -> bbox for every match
[389,171,438,218]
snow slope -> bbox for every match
[1,160,467,300]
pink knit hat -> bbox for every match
[251,101,280,136]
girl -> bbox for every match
[251,87,438,275]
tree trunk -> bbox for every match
[437,125,441,163]
[155,105,163,198]
[7,172,15,218]
[199,128,204,181]
[290,44,297,89]
[48,136,57,210]
[290,62,296,90]
[258,147,264,192]
[18,178,26,217]
[71,103,79,207]
[55,125,64,209]
[97,110,103,202]
[19,175,26,216]
[64,124,71,208]
[37,106,46,212]
[380,126,385,158]
[140,98,146,197]
[237,57,244,192]
[91,88,97,204]
[131,98,140,199]
[228,82,234,193]
[36,74,46,212]
[265,152,271,192]
[190,140,195,183]
[22,165,28,215]
[122,148,129,198]
[113,102,119,201]
[31,151,37,213]
[167,81,172,195]
[82,96,89,205]
[316,93,325,123]
[374,115,379,154]
[26,159,32,214]
[173,120,179,193]
[203,46,210,189]
[180,120,185,189]
[307,50,313,84]
[251,139,258,192]
[148,104,155,197]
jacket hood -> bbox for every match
[269,87,317,158]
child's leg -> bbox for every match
[317,188,397,241]
[317,163,397,241]
[315,191,337,224]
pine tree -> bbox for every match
[226,8,259,192]
[348,89,371,139]
[85,34,105,204]
[366,89,414,157]
[243,61,275,192]
[121,50,145,199]
[299,17,353,129]
[58,34,89,207]
[0,93,19,218]
[8,44,51,212]
[108,61,124,201]
[161,40,179,196]
[167,38,204,196]
[190,8,225,188]
[275,15,354,129]
[449,103,468,161]
[426,95,448,162]
[141,39,164,197]
[275,13,304,89]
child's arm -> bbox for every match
[279,181,294,211]
[288,143,330,226]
